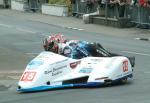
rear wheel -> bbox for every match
[120,78,128,84]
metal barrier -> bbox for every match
[102,3,131,19]
[107,4,119,18]
[72,0,98,16]
[96,3,128,21]
[0,0,11,8]
[130,6,150,28]
[24,0,48,12]
[87,2,136,28]
[93,3,150,28]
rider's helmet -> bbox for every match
[43,36,59,53]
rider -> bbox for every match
[43,34,67,54]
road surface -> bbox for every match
[0,11,150,103]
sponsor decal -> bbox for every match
[51,65,67,76]
[79,68,93,73]
[70,61,81,69]
[28,61,43,66]
[44,65,67,76]
[28,60,44,69]
[20,71,36,81]
[44,70,52,74]
[53,65,67,72]
[52,71,62,76]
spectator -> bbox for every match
[85,0,100,13]
[86,0,95,13]
[145,0,150,7]
[126,0,132,5]
[118,0,126,17]
[148,0,150,7]
[109,0,118,18]
[139,0,150,7]
[139,0,145,6]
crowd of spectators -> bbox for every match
[71,0,149,26]
[70,0,149,28]
[84,0,150,17]
[84,0,150,7]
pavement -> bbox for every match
[0,9,150,38]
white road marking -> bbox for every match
[66,27,84,31]
[135,38,150,41]
[0,23,12,28]
[26,53,39,55]
[78,28,84,31]
[16,28,36,34]
[135,38,140,40]
[122,51,150,56]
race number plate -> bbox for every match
[20,72,36,81]
[123,61,128,72]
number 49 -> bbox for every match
[123,61,128,72]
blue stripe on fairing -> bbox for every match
[18,74,133,92]
[17,83,102,92]
[17,84,74,92]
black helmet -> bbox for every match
[47,41,54,51]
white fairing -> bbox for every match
[18,51,133,92]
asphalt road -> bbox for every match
[0,12,150,103]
